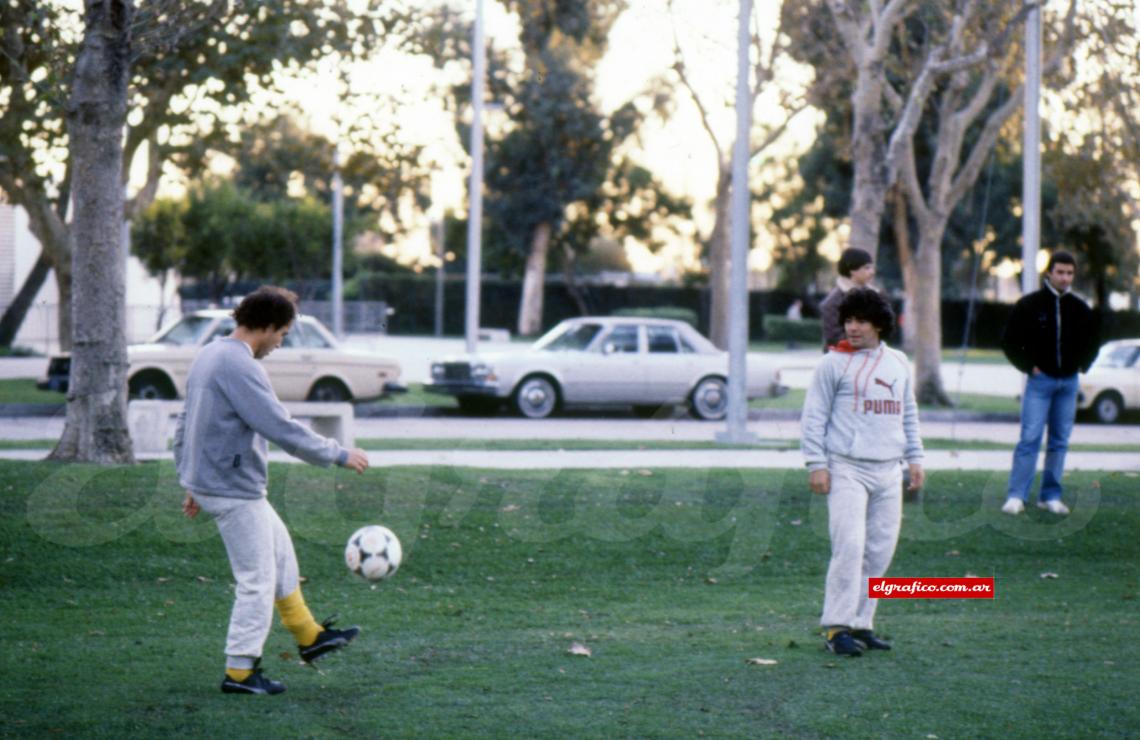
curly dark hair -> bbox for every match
[232,286,299,330]
[838,287,894,342]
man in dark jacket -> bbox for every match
[999,251,1099,516]
[819,248,875,351]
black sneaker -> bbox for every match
[852,630,892,651]
[220,659,286,695]
[825,630,863,657]
[299,616,360,664]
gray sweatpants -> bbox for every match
[820,456,903,631]
[192,494,301,670]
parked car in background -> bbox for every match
[37,310,404,403]
[424,316,786,420]
[1078,338,1140,423]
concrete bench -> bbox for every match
[128,400,355,454]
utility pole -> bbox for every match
[434,216,445,337]
[464,0,486,354]
[718,0,757,444]
[1021,1,1041,295]
[331,147,344,338]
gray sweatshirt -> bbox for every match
[801,342,924,471]
[173,338,347,499]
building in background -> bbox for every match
[0,203,178,355]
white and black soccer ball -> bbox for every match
[345,525,402,581]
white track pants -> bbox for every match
[192,494,300,669]
[819,456,903,631]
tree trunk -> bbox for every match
[912,221,952,407]
[892,187,918,355]
[0,253,52,347]
[53,260,74,353]
[50,0,135,464]
[560,243,589,316]
[847,68,888,259]
[517,221,551,336]
[707,169,732,349]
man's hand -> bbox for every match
[1031,366,1041,375]
[182,493,200,519]
[809,469,830,495]
[343,448,370,474]
[907,463,925,491]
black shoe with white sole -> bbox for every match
[852,630,892,651]
[220,659,286,695]
[299,616,360,664]
[825,630,863,657]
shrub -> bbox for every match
[764,315,821,343]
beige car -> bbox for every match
[1077,339,1140,423]
[39,309,403,402]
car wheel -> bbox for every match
[307,378,351,402]
[1092,392,1124,424]
[689,376,728,421]
[457,396,501,416]
[128,371,177,400]
[513,375,558,419]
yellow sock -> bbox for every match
[276,587,322,647]
[826,627,846,640]
[225,667,253,682]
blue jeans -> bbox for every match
[1008,372,1079,503]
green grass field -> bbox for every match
[1,460,1137,737]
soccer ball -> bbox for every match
[345,525,402,581]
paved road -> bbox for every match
[4,408,1138,445]
[1,446,1136,471]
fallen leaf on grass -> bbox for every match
[789,519,803,526]
[196,576,212,583]
[156,577,172,584]
[745,658,778,666]
[500,504,521,513]
[1040,572,1059,579]
[705,577,718,585]
[637,469,653,477]
[944,550,960,557]
[567,642,592,657]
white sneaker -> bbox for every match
[1001,498,1025,515]
[1037,500,1070,515]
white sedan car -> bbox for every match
[39,309,403,403]
[1078,339,1139,423]
[424,316,786,420]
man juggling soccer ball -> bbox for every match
[174,287,371,694]
[801,288,925,657]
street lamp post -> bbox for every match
[331,147,344,338]
[465,0,486,354]
[1021,1,1041,295]
[718,0,757,444]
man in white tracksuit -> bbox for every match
[801,288,925,657]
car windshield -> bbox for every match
[1096,344,1139,368]
[151,315,218,346]
[532,322,603,351]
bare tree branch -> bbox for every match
[667,0,723,165]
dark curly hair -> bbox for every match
[838,287,894,342]
[232,286,299,331]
